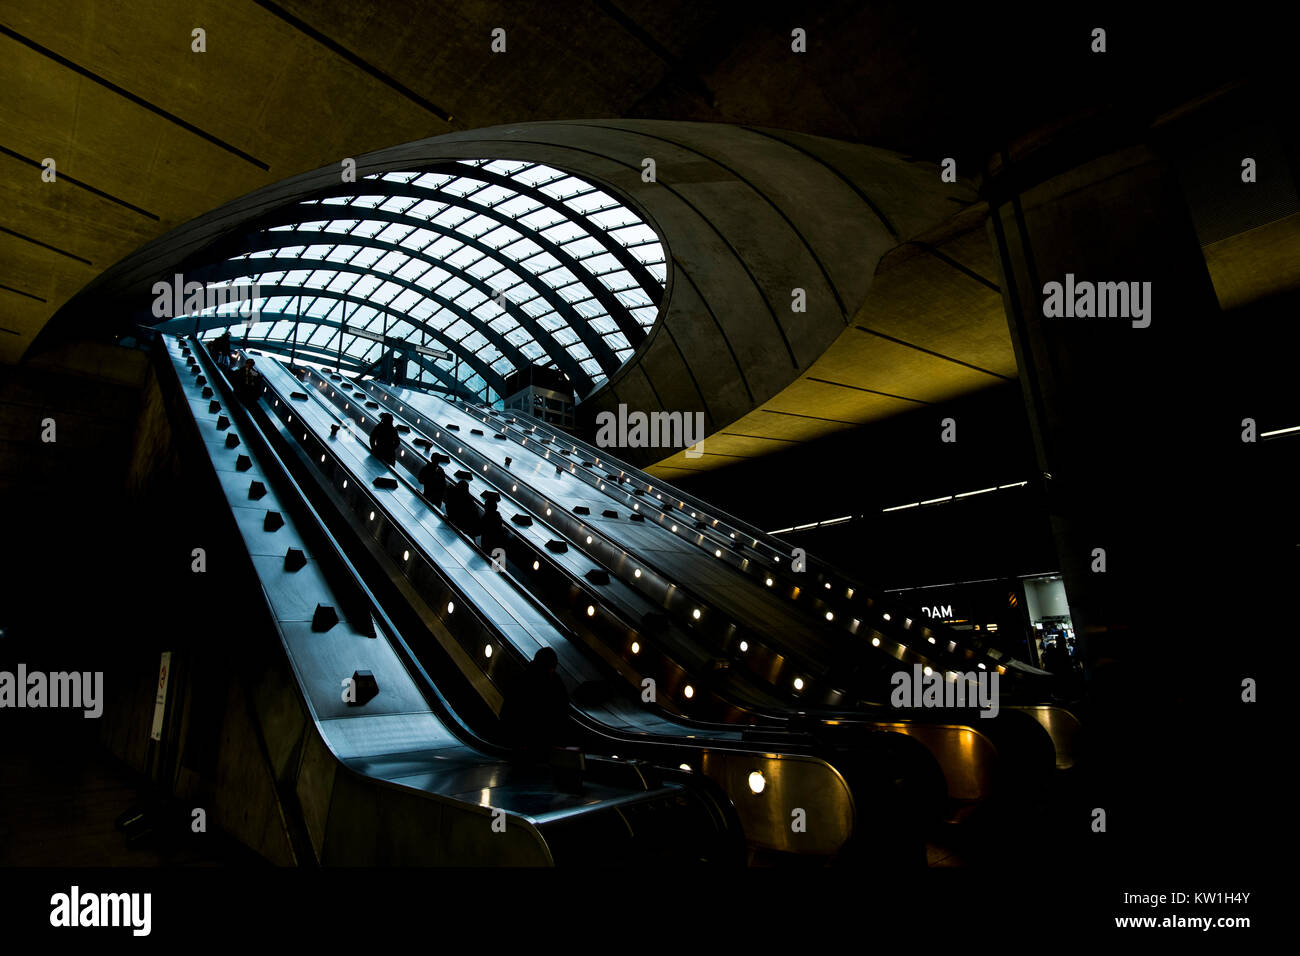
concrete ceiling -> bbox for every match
[2,1,1293,475]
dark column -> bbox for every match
[988,140,1226,685]
[986,119,1272,868]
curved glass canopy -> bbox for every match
[191,159,666,402]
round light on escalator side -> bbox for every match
[683,685,694,699]
[825,611,834,621]
[633,569,641,578]
[765,578,773,587]
[739,641,748,652]
[923,666,932,676]
[794,677,804,691]
[680,763,691,771]
[586,536,592,544]
[447,602,454,614]
[692,609,701,620]
[630,642,640,654]
[403,551,409,561]
[748,771,766,794]
[532,560,539,571]
[484,645,492,659]
[883,613,891,621]
[586,605,595,617]
[872,637,881,647]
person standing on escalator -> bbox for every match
[418,458,447,507]
[233,358,262,403]
[368,412,399,466]
[500,646,570,758]
[444,478,479,537]
[479,496,506,555]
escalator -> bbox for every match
[244,349,944,861]
[355,375,1067,804]
[160,334,744,866]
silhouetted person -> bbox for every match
[479,497,506,554]
[212,331,233,368]
[444,478,479,536]
[1043,639,1075,697]
[368,412,399,465]
[233,358,262,403]
[500,646,569,757]
[418,459,447,507]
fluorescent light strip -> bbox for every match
[1262,425,1300,438]
[955,487,997,498]
[881,502,919,512]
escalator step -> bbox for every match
[546,540,568,553]
[454,470,472,481]
[225,433,240,448]
[216,416,230,431]
[263,511,285,532]
[585,569,610,585]
[573,506,590,515]
[202,387,213,399]
[601,510,618,519]
[249,481,267,500]
[291,391,308,401]
[372,477,398,490]
[471,429,484,436]
[494,434,507,440]
[511,514,533,526]
[208,401,221,413]
[629,514,644,522]
[235,455,253,472]
[365,401,380,409]
[446,424,460,431]
[284,548,307,572]
[196,375,207,386]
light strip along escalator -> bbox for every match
[442,392,1051,688]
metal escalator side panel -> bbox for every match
[165,337,557,865]
[697,752,855,857]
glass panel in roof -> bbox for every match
[206,160,666,392]
[389,289,423,313]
